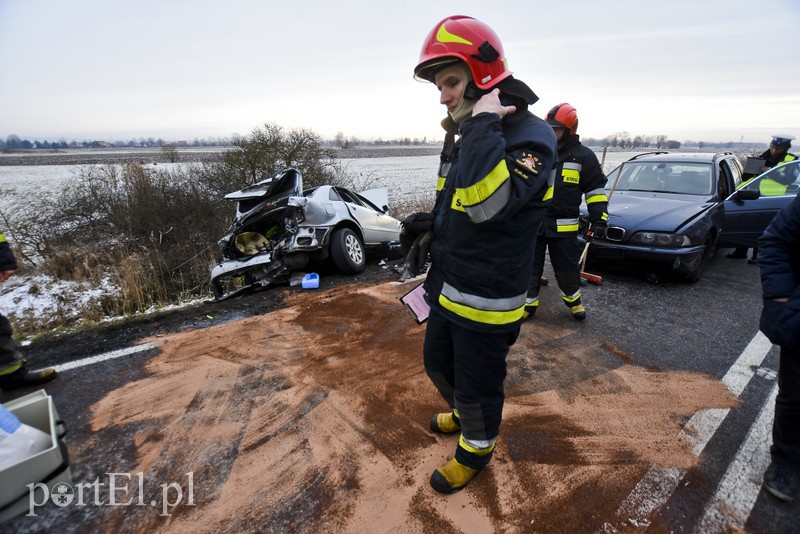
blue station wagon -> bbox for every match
[583,152,745,282]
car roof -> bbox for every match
[626,152,735,164]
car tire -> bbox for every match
[685,237,714,283]
[330,228,366,274]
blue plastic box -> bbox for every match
[302,272,319,289]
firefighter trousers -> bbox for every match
[0,314,20,364]
[528,234,582,306]
[0,314,24,375]
[423,308,520,469]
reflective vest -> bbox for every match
[740,153,798,195]
[424,103,557,332]
[760,178,789,196]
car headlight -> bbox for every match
[629,232,692,247]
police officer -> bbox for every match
[728,134,797,263]
[757,193,800,502]
[525,103,608,321]
[758,134,797,170]
[0,232,57,391]
[414,15,557,493]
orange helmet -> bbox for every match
[546,103,579,135]
[414,15,512,90]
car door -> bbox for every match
[335,187,398,244]
[720,161,800,248]
[356,189,401,243]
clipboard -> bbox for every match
[743,157,765,175]
[400,283,430,324]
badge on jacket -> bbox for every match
[514,151,543,178]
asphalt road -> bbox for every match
[1,248,797,533]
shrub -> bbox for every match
[222,122,339,188]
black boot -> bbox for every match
[0,366,57,391]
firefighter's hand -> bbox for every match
[586,222,606,241]
[0,270,15,283]
[473,89,516,118]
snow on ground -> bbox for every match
[0,273,117,331]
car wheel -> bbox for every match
[330,228,366,274]
[685,237,714,283]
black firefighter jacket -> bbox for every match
[424,103,557,333]
[542,135,608,237]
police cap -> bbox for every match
[770,134,796,148]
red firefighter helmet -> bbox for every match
[414,15,512,90]
[546,103,579,135]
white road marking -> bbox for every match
[696,384,777,533]
[615,331,774,524]
[43,343,157,373]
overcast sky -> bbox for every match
[1,0,798,144]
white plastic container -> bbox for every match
[0,390,71,522]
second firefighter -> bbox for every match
[525,103,608,321]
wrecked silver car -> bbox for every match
[210,167,401,299]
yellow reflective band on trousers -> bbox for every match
[439,282,527,325]
[561,289,581,303]
[437,176,446,192]
[451,160,510,213]
[0,233,6,243]
[556,217,580,232]
[459,435,496,456]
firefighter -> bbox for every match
[728,134,797,263]
[757,193,800,502]
[524,103,608,321]
[0,232,57,391]
[414,15,557,494]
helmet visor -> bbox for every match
[414,57,462,83]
